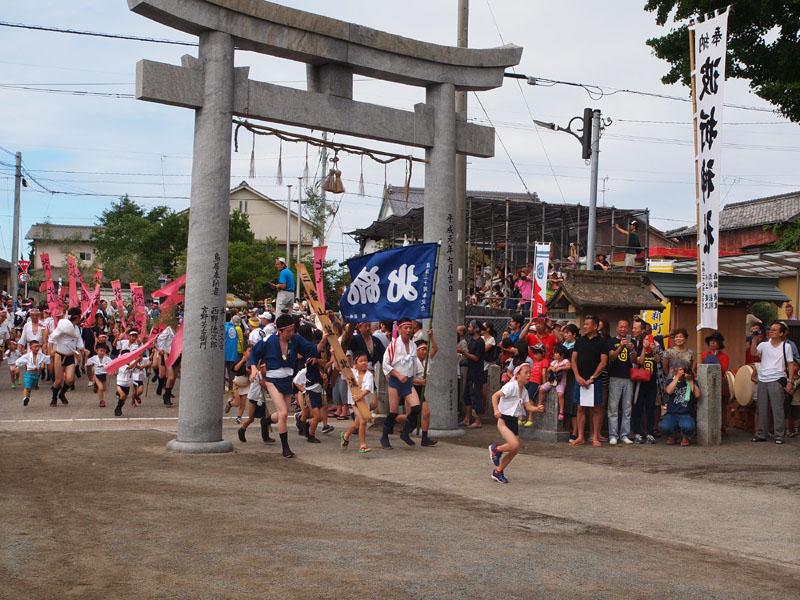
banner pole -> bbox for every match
[418,240,442,409]
[689,24,702,353]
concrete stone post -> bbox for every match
[519,388,571,443]
[166,30,235,454]
[424,83,463,438]
[696,363,722,446]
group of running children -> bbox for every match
[7,305,179,417]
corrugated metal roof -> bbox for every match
[645,272,789,302]
[25,223,98,241]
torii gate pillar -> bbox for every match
[166,30,235,453]
[423,83,460,434]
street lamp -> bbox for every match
[505,73,611,268]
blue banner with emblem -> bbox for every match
[339,242,439,322]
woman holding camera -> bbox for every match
[660,365,701,446]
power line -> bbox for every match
[0,21,196,46]
[0,84,134,98]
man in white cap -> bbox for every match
[271,257,295,315]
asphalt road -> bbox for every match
[1,380,798,599]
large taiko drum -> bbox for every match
[734,365,755,407]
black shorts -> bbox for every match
[118,385,130,396]
[248,398,266,419]
[172,356,182,368]
[58,353,76,367]
[95,374,107,383]
[308,390,323,409]
[500,414,520,436]
[133,380,143,388]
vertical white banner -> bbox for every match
[532,243,550,318]
[692,9,728,329]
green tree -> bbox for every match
[645,1,800,122]
[767,221,800,251]
[91,196,188,286]
[229,209,255,244]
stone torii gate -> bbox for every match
[128,0,522,453]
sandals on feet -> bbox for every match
[359,446,371,453]
[340,431,349,450]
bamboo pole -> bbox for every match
[689,24,702,352]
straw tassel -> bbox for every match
[276,139,283,185]
[303,142,310,188]
[321,152,345,194]
[358,156,365,196]
[249,133,256,179]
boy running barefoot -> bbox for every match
[340,353,375,453]
[489,363,534,483]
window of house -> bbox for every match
[244,200,248,213]
[79,252,91,261]
[238,200,243,211]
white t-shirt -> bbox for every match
[0,319,14,342]
[347,369,374,406]
[249,327,268,347]
[16,350,49,371]
[383,337,417,379]
[116,364,133,386]
[497,379,530,418]
[756,340,793,383]
[293,367,322,393]
[86,354,112,375]
[248,372,265,403]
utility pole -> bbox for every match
[586,109,601,270]
[296,176,303,300]
[285,183,292,265]
[455,0,468,324]
[11,152,21,302]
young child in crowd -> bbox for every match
[340,352,375,453]
[16,339,49,406]
[489,363,534,483]
[114,350,132,417]
[537,345,572,420]
[5,339,22,389]
[520,345,548,427]
[86,343,112,407]
[238,361,270,443]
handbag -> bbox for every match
[630,367,652,382]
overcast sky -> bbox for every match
[1,1,797,265]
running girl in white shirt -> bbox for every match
[340,353,375,453]
[86,343,112,407]
[488,363,534,484]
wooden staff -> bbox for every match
[296,263,372,420]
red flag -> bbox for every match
[93,270,103,287]
[110,280,127,328]
[166,321,183,367]
[131,284,146,333]
[41,253,53,281]
[104,340,154,375]
[313,246,327,310]
[152,274,186,310]
[84,285,101,327]
[67,256,79,309]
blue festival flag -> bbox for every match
[339,242,439,322]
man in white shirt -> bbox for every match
[48,307,85,406]
[750,321,795,444]
[0,311,13,350]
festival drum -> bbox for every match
[725,370,736,403]
[733,365,755,407]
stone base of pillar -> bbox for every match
[166,439,234,454]
[519,388,572,443]
[427,428,467,438]
[696,363,722,446]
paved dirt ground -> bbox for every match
[1,382,798,599]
